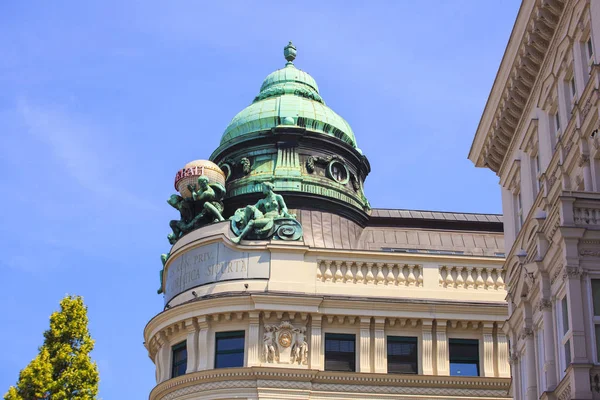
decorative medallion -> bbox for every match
[278,329,293,348]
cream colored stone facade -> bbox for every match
[470,1,600,399]
[145,214,511,399]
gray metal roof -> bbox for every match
[371,208,503,224]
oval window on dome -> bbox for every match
[328,161,349,184]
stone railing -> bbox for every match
[316,260,422,287]
[438,266,505,290]
[574,206,600,226]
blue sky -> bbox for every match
[0,1,519,398]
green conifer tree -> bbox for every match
[4,295,99,400]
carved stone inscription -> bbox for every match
[164,242,270,303]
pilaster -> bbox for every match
[521,328,537,400]
[496,332,510,378]
[374,318,386,373]
[157,331,170,383]
[435,319,449,375]
[185,318,199,374]
[421,319,434,375]
[196,316,209,371]
[248,312,260,366]
[359,317,371,372]
[310,315,322,370]
[540,299,558,389]
[483,322,495,377]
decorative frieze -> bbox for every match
[317,260,422,286]
[439,266,504,290]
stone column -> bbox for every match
[563,265,594,399]
[422,319,434,375]
[435,319,449,375]
[539,299,557,389]
[496,333,510,378]
[310,315,323,370]
[157,331,171,383]
[521,328,537,400]
[247,312,260,366]
[482,323,495,377]
[373,318,386,373]
[581,155,593,191]
[185,318,199,374]
[359,317,371,372]
[195,316,209,371]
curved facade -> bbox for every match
[146,43,512,400]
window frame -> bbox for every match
[589,278,600,364]
[587,37,594,71]
[214,330,245,369]
[171,341,188,379]
[324,332,356,372]
[556,293,572,378]
[386,335,419,374]
[448,338,480,377]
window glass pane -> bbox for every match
[387,336,418,374]
[325,333,356,372]
[216,337,245,352]
[171,342,187,378]
[564,340,571,368]
[449,339,479,377]
[562,297,570,335]
[588,38,594,58]
[215,331,245,369]
[595,325,600,362]
[215,352,244,369]
[450,362,479,377]
[592,280,600,316]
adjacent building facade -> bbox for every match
[145,43,512,399]
[470,0,600,399]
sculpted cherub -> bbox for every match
[230,182,295,244]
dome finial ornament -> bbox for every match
[284,41,297,66]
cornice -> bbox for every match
[145,291,508,345]
[469,0,567,174]
[150,366,511,400]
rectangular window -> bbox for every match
[449,339,479,376]
[387,336,418,374]
[517,192,524,228]
[592,279,600,362]
[555,112,561,135]
[570,77,577,99]
[215,331,245,369]
[562,297,570,335]
[587,37,594,65]
[325,333,356,372]
[171,341,187,378]
[535,155,541,192]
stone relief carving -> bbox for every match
[262,321,308,365]
[562,265,583,281]
[537,299,552,311]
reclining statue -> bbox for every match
[230,182,301,243]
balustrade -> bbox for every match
[316,260,422,286]
[439,266,505,290]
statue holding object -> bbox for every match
[167,176,225,244]
[230,182,302,243]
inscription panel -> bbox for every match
[164,242,270,304]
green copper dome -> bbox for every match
[220,42,358,148]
